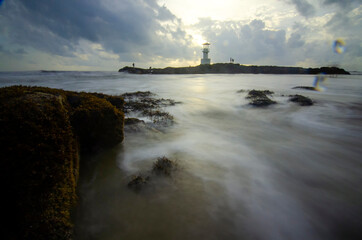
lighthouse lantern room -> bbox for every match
[200,42,211,65]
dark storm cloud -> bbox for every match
[0,0,193,60]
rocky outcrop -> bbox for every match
[289,94,314,106]
[246,90,277,107]
[119,63,350,75]
[0,86,124,239]
[127,156,178,192]
[292,86,317,91]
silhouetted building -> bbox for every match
[201,43,211,65]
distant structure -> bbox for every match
[201,43,211,65]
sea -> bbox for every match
[0,71,361,240]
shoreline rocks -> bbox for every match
[289,94,314,106]
[127,157,178,192]
[0,86,124,239]
[245,89,277,107]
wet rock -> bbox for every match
[124,118,148,133]
[246,89,277,107]
[292,86,317,91]
[0,85,125,239]
[126,156,178,192]
[289,94,314,106]
[122,91,179,127]
[127,175,150,191]
[125,117,145,125]
[152,156,177,176]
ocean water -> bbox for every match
[1,71,361,239]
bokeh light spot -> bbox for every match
[313,73,327,91]
[333,39,345,54]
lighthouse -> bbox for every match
[200,42,211,65]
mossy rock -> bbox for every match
[70,93,124,153]
[0,85,124,239]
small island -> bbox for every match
[119,63,350,75]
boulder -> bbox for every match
[289,94,314,106]
[0,86,124,239]
[246,90,277,107]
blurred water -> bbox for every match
[1,71,361,239]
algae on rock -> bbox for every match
[0,86,124,239]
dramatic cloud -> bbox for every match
[0,0,196,68]
[193,19,289,65]
[0,0,361,70]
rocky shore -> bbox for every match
[0,85,317,239]
[0,86,124,239]
[119,63,350,75]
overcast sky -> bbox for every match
[0,0,361,71]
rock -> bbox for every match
[292,86,317,91]
[152,156,177,176]
[289,94,314,106]
[124,118,148,133]
[122,91,178,127]
[0,85,124,239]
[70,93,124,153]
[127,175,150,191]
[246,89,277,107]
[125,117,145,125]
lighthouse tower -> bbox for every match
[200,42,211,65]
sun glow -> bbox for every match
[192,34,207,46]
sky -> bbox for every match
[0,0,361,71]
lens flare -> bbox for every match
[333,39,345,54]
[313,73,327,91]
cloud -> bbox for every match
[323,0,362,9]
[287,33,305,48]
[194,19,290,65]
[288,0,315,17]
[0,0,194,63]
[0,0,361,71]
[14,48,27,55]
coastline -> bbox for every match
[119,63,350,75]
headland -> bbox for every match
[119,63,350,75]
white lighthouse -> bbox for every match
[200,42,211,65]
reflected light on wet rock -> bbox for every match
[333,39,345,54]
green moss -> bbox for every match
[0,85,124,239]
